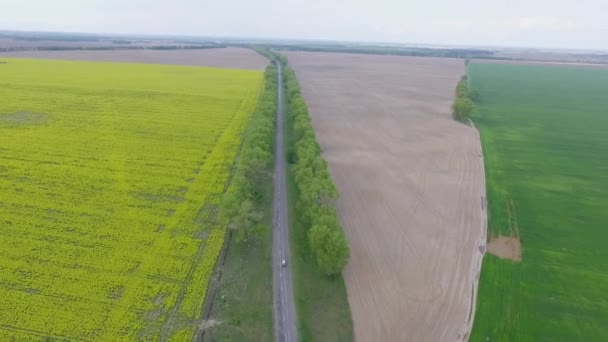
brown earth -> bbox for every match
[0,47,268,70]
[285,51,487,342]
[0,38,125,49]
[487,236,521,262]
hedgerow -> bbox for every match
[282,64,350,275]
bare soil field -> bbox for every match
[486,236,521,262]
[0,38,120,49]
[0,47,268,70]
[0,37,195,51]
[285,52,487,341]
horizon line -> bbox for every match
[1,28,607,54]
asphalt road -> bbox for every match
[272,60,297,342]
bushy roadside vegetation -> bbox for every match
[254,47,287,66]
[219,64,278,243]
[213,48,352,340]
[276,53,353,341]
[203,63,277,341]
[282,66,350,276]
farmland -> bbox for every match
[285,52,486,341]
[0,58,263,340]
[0,47,269,70]
[469,63,608,341]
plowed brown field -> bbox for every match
[0,47,268,70]
[284,52,487,341]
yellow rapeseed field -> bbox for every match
[0,58,262,340]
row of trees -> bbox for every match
[283,65,350,276]
[254,47,287,66]
[220,64,278,243]
[266,44,495,59]
[452,75,476,120]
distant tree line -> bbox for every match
[281,59,350,276]
[145,45,224,50]
[219,64,277,243]
[0,45,226,52]
[268,44,497,59]
[253,47,287,65]
[9,36,101,42]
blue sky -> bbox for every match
[1,0,607,50]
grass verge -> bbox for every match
[202,181,274,341]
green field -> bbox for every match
[0,58,262,340]
[469,63,608,341]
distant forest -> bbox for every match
[0,31,225,52]
[266,43,503,59]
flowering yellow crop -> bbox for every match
[0,58,262,340]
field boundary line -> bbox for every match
[460,117,489,341]
[196,69,271,342]
[160,89,256,340]
[196,222,234,342]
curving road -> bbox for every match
[272,60,297,342]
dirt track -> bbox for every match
[0,47,268,70]
[284,52,487,341]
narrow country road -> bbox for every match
[272,60,297,342]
